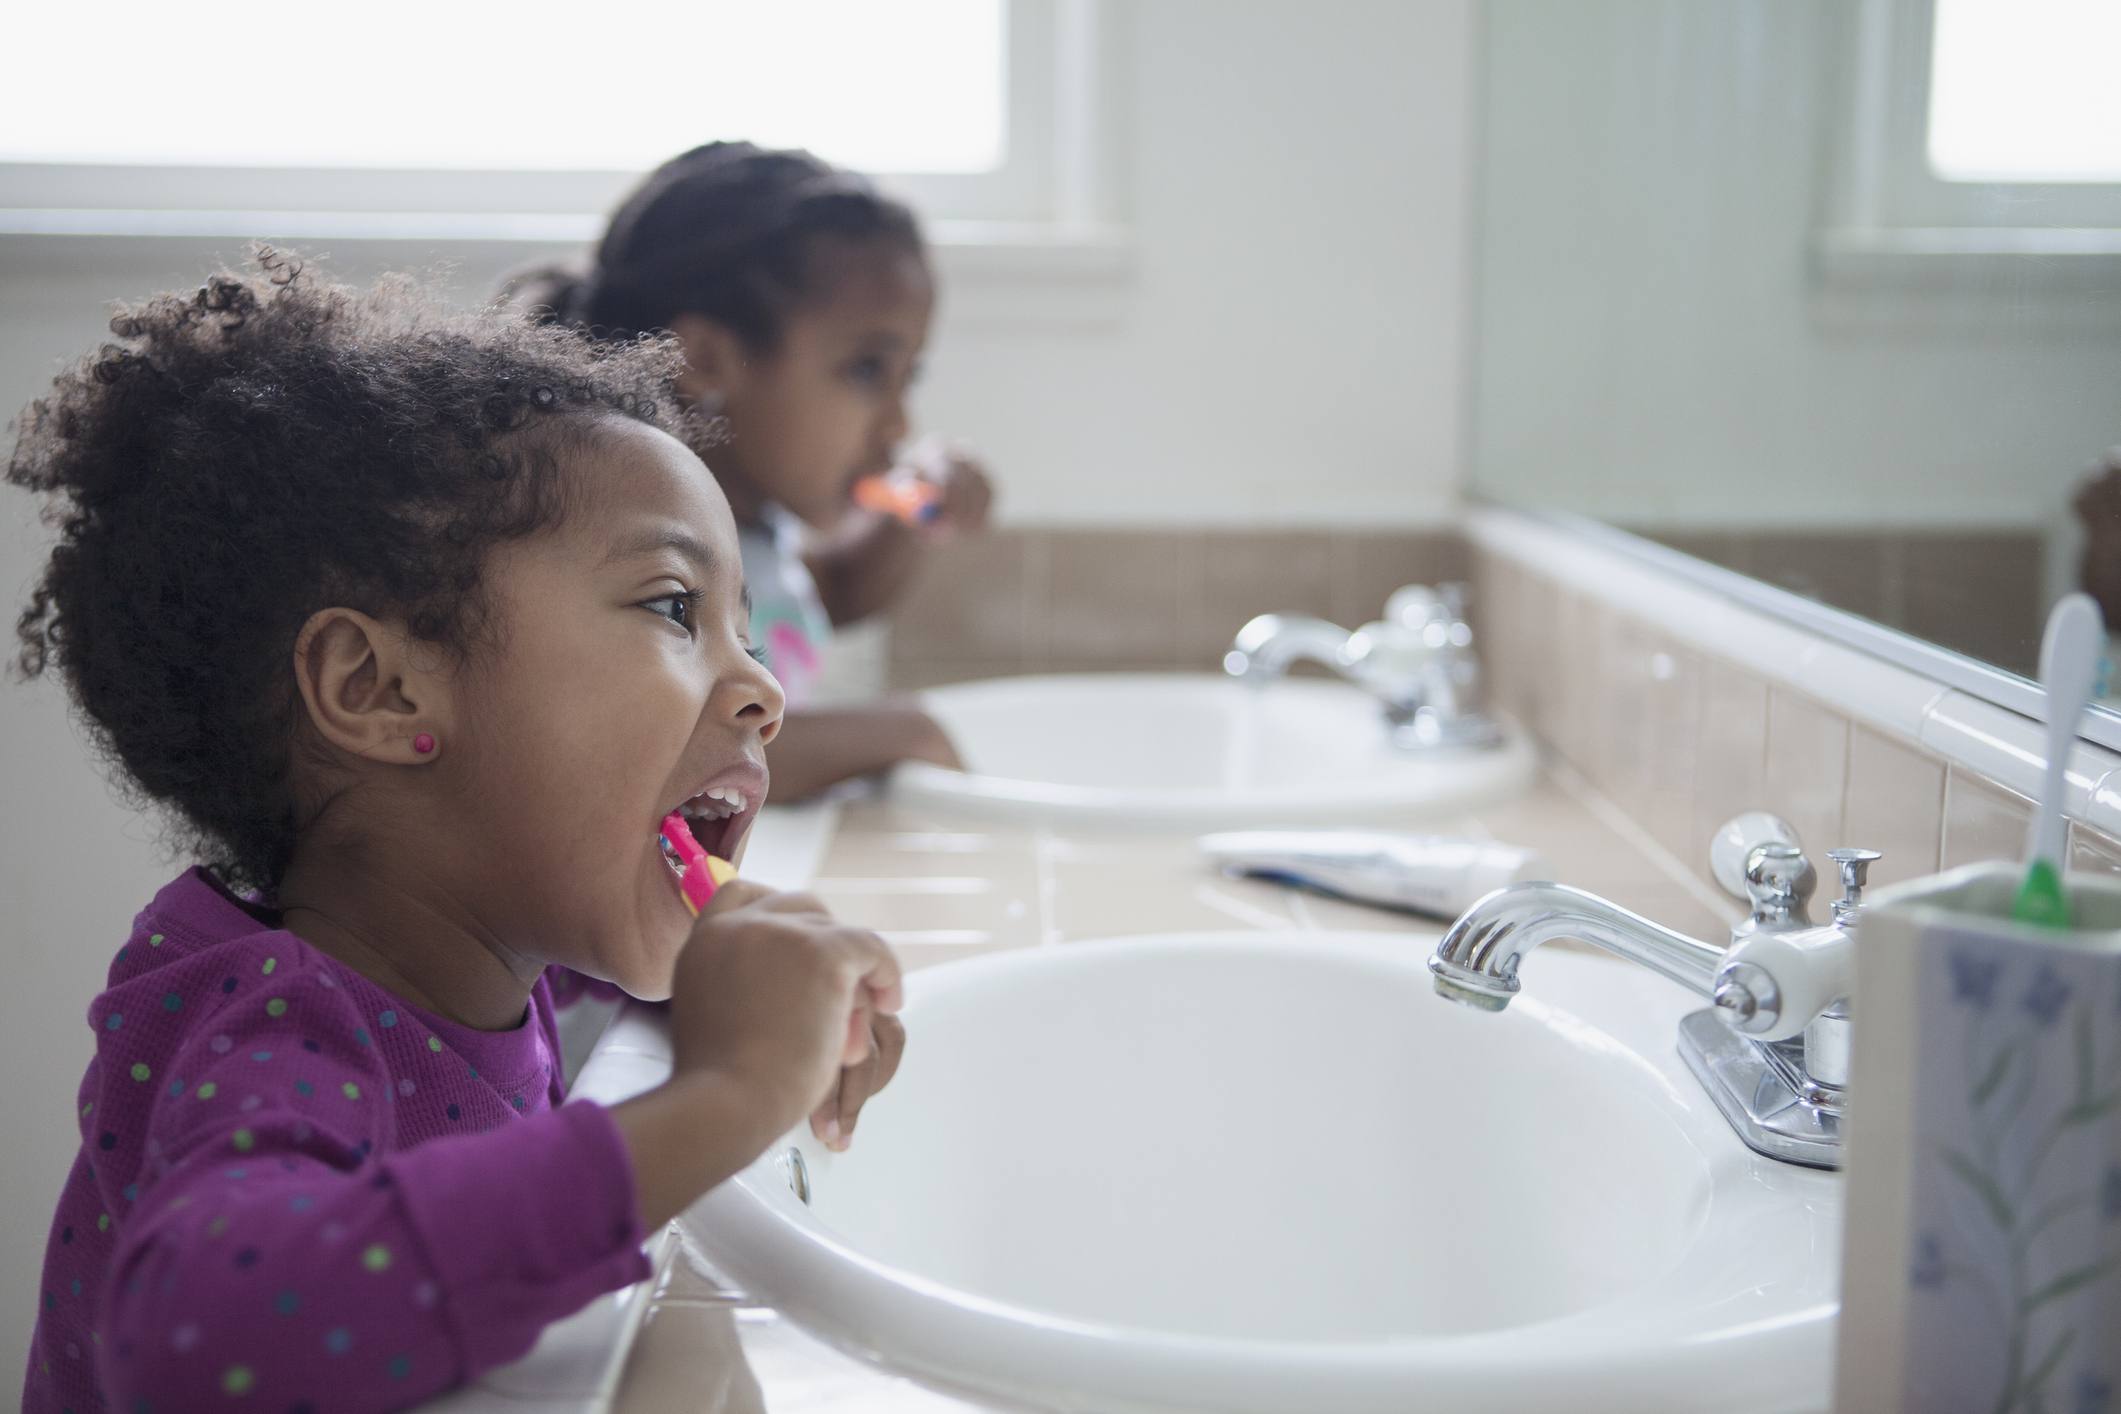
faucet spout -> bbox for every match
[1222,614,1354,683]
[1429,883,1725,1011]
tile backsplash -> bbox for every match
[1471,530,2121,906]
[887,527,1468,690]
[882,515,2121,905]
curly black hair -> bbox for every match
[7,247,705,890]
[499,141,925,347]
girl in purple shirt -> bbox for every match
[10,250,905,1413]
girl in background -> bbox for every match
[507,142,994,800]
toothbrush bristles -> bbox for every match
[660,830,704,916]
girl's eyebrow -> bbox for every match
[602,525,716,575]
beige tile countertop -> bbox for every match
[606,769,1739,1412]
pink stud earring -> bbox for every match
[412,732,437,756]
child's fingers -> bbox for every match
[809,1080,845,1150]
[694,877,777,916]
[867,1013,906,1093]
[743,888,833,917]
[831,926,903,1014]
[939,455,993,527]
[811,1015,906,1152]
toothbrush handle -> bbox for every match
[679,856,737,914]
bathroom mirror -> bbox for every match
[1466,0,2121,728]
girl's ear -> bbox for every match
[291,607,455,765]
[668,313,751,409]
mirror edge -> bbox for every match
[1488,502,2119,751]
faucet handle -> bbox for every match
[1826,848,1883,925]
[1709,811,1801,899]
[1742,843,1817,934]
[1385,584,1442,629]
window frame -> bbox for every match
[0,0,1107,239]
[1813,0,2121,301]
[1826,0,2121,252]
[1865,0,2121,230]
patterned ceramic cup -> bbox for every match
[1837,862,2121,1414]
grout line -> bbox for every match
[1021,530,1050,673]
[1032,828,1061,946]
[1758,681,1777,783]
[1194,883,1303,933]
[1546,760,1739,926]
[1834,708,1853,845]
[1939,764,1959,869]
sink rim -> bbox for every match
[889,672,1542,827]
[685,931,1843,1413]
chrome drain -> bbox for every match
[777,1146,811,1205]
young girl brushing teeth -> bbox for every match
[13,253,902,1414]
[509,142,994,799]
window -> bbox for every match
[0,0,1104,235]
[1927,0,2121,184]
[1829,0,2121,242]
[4,1,1003,176]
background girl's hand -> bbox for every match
[905,440,994,534]
[810,1011,907,1150]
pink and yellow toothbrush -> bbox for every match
[659,812,739,916]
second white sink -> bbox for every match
[889,673,1538,828]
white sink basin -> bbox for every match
[889,674,1538,828]
[686,933,1841,1413]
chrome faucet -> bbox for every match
[1429,813,1876,1169]
[1223,615,1357,685]
[1223,582,1504,751]
[1426,884,1725,1010]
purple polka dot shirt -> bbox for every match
[22,868,651,1413]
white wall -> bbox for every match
[0,0,1474,1365]
[1469,0,2121,532]
[933,0,1473,525]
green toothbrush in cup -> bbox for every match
[2011,592,2106,928]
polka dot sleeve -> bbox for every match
[94,950,648,1410]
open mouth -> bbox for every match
[657,782,757,894]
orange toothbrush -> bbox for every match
[852,474,942,526]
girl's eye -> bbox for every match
[746,643,771,667]
[643,591,701,632]
[844,356,887,388]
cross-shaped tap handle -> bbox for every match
[1826,848,1883,923]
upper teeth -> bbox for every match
[690,787,747,819]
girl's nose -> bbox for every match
[717,654,787,743]
[879,397,912,455]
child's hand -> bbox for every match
[668,880,904,1127]
[810,1011,907,1151]
[903,439,994,534]
[907,708,965,772]
[609,883,902,1228]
